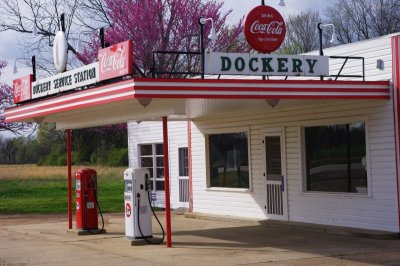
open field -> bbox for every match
[0,165,126,213]
[0,164,126,179]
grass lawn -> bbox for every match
[0,165,125,214]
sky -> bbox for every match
[0,1,329,86]
[0,0,329,139]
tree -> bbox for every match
[0,137,17,164]
[279,10,322,54]
[326,0,400,44]
[77,0,249,75]
[0,0,83,75]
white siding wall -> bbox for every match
[127,121,188,209]
[127,34,399,232]
[191,98,398,232]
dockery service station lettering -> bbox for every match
[13,40,133,103]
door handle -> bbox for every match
[281,176,284,192]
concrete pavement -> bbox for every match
[0,212,400,265]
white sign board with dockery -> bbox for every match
[205,53,329,77]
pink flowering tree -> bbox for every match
[77,0,249,76]
[0,60,34,135]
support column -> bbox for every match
[188,120,193,212]
[162,116,172,247]
[67,129,72,230]
[391,36,400,231]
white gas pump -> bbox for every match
[124,168,165,244]
[124,168,152,239]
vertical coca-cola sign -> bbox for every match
[244,5,286,53]
[98,40,133,81]
[13,74,33,104]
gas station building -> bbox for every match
[5,5,400,246]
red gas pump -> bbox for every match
[75,168,104,233]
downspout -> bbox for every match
[188,120,193,212]
[391,36,400,232]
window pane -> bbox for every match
[156,181,165,191]
[140,157,153,168]
[156,144,164,155]
[156,157,164,167]
[140,145,153,156]
[179,147,189,176]
[305,123,367,193]
[265,136,281,181]
[156,167,164,179]
[350,123,368,193]
[208,132,249,189]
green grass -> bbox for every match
[0,173,124,214]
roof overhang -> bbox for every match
[5,77,391,129]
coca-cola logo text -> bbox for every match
[250,20,284,35]
[99,46,126,74]
[97,40,133,81]
[13,75,32,103]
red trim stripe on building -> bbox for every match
[5,78,390,123]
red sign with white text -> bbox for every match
[98,40,133,81]
[244,5,286,53]
[13,74,33,104]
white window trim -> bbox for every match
[204,126,253,192]
[137,142,165,192]
[298,116,372,197]
[178,146,189,179]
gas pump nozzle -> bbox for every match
[145,174,150,191]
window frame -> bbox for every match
[205,127,252,192]
[178,147,189,177]
[137,143,165,192]
[299,117,371,197]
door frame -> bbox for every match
[262,127,288,221]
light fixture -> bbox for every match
[377,59,384,70]
[329,29,339,45]
[199,17,217,41]
[277,0,285,6]
[33,13,66,36]
[76,27,106,51]
[13,56,36,81]
[13,58,30,74]
[13,59,18,74]
[266,99,280,108]
[318,23,339,45]
[317,22,339,57]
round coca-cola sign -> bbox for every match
[244,5,286,53]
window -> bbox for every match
[304,123,367,193]
[208,132,249,189]
[178,147,189,176]
[139,143,164,191]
